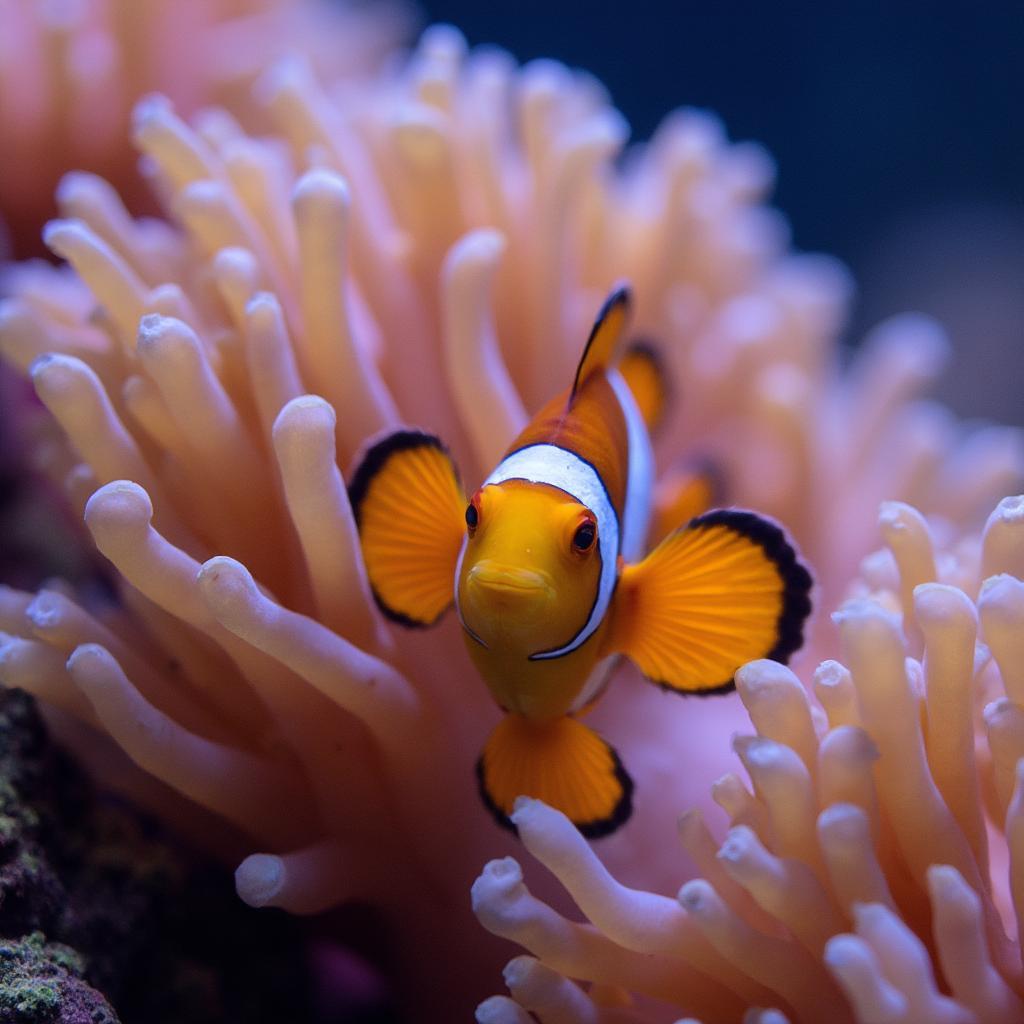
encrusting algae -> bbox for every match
[0,23,1021,1021]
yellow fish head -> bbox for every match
[457,479,602,654]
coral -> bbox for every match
[0,932,117,1024]
[0,25,1021,1019]
[0,0,408,256]
[473,496,1024,1022]
[0,688,349,1023]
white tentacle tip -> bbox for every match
[850,901,889,932]
[471,857,524,911]
[213,245,259,277]
[235,853,284,908]
[717,825,756,864]
[41,218,83,255]
[84,480,154,530]
[831,598,902,639]
[245,290,280,318]
[448,228,507,269]
[197,556,258,612]
[878,500,923,534]
[273,394,337,440]
[735,658,800,697]
[25,592,62,630]
[501,955,538,989]
[55,170,103,205]
[65,642,116,690]
[990,494,1024,523]
[822,933,867,970]
[475,996,529,1024]
[817,802,870,840]
[813,659,850,688]
[509,795,542,826]
[912,582,976,625]
[979,574,1024,615]
[31,350,93,384]
[131,93,175,130]
[925,864,969,903]
[137,312,190,352]
[292,168,351,209]
[677,878,714,914]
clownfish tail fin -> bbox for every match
[606,508,813,694]
[570,284,632,402]
[476,714,633,839]
[617,338,670,434]
[348,428,466,627]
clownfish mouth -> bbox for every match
[463,563,555,629]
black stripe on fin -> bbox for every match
[570,284,633,402]
[475,750,634,840]
[348,428,465,628]
[348,428,455,526]
[475,714,635,839]
[690,508,813,666]
[611,506,813,696]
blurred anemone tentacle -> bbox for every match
[475,496,1024,1023]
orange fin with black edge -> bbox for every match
[617,339,670,433]
[477,714,633,838]
[605,509,812,694]
[650,459,725,546]
[570,285,632,402]
[348,429,466,627]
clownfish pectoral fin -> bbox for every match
[570,285,632,402]
[348,429,466,627]
[617,340,670,434]
[649,459,725,546]
[605,509,813,694]
[477,714,633,838]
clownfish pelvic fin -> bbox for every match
[476,713,633,837]
[604,508,813,694]
[348,429,465,627]
[649,458,725,547]
[617,339,670,435]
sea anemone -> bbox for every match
[0,25,1021,1018]
[0,0,407,256]
[474,495,1024,1023]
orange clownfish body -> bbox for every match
[349,287,812,837]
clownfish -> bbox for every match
[349,287,812,837]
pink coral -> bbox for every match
[0,0,407,255]
[0,26,1020,1019]
[475,496,1024,1022]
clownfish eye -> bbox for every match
[572,520,596,553]
[465,501,479,534]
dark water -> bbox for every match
[420,1,1024,425]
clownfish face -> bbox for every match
[456,480,602,655]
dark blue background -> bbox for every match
[418,3,1024,423]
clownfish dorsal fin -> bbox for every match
[604,509,813,694]
[349,429,466,627]
[476,714,633,838]
[569,285,633,404]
